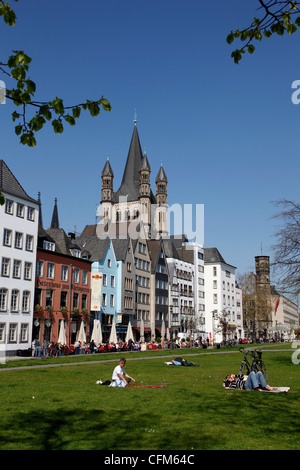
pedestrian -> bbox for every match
[34,338,41,357]
[97,358,136,387]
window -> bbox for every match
[73,268,79,283]
[20,323,29,342]
[213,267,217,276]
[82,270,88,285]
[36,260,43,277]
[110,294,114,307]
[16,203,24,218]
[107,259,111,268]
[22,291,30,312]
[81,294,87,310]
[11,289,19,312]
[15,232,23,249]
[1,258,10,277]
[3,229,12,246]
[61,265,68,282]
[0,323,5,343]
[73,293,79,309]
[46,263,55,279]
[60,291,68,308]
[213,294,218,304]
[213,280,217,289]
[45,289,53,308]
[8,323,17,343]
[27,207,35,221]
[13,260,21,279]
[111,275,115,288]
[25,235,33,251]
[43,240,55,251]
[102,293,107,306]
[24,262,32,280]
[103,274,107,286]
[5,200,13,215]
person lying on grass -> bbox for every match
[171,357,200,367]
[223,371,273,391]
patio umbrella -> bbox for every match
[77,321,86,344]
[125,321,133,342]
[161,319,165,341]
[91,319,98,342]
[140,317,145,343]
[97,320,103,345]
[109,319,117,344]
[58,320,66,345]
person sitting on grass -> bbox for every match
[224,371,273,391]
[96,358,135,387]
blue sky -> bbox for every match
[1,0,300,279]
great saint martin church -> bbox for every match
[99,119,168,240]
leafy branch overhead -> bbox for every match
[227,1,300,63]
[0,1,111,148]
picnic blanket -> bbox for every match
[224,386,290,393]
[126,384,168,388]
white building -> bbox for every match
[204,248,237,344]
[0,160,39,356]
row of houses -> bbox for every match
[0,157,243,355]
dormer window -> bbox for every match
[43,240,55,251]
[71,249,81,258]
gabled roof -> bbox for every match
[0,159,37,203]
[204,247,236,269]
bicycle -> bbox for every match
[238,347,267,379]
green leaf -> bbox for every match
[226,32,235,44]
[263,30,272,38]
[52,119,64,133]
[72,106,81,119]
[51,98,64,115]
[231,49,242,64]
[100,98,111,111]
[64,114,76,126]
[247,44,255,54]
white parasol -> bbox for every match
[77,321,86,344]
[109,319,117,344]
[58,320,67,345]
[125,321,133,342]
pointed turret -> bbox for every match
[155,163,168,206]
[101,156,114,203]
[50,198,59,229]
[139,151,151,199]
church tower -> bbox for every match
[139,151,151,236]
[101,157,114,220]
[255,255,271,294]
[155,163,168,238]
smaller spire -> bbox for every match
[133,109,137,126]
[38,191,43,228]
[50,197,60,229]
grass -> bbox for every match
[0,343,299,450]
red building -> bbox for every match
[32,198,91,346]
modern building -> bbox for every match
[0,160,39,356]
[204,247,237,344]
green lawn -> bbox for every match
[0,344,299,450]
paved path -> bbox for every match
[0,347,293,372]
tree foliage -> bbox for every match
[271,200,300,296]
[0,1,111,147]
[0,0,111,205]
[227,1,300,63]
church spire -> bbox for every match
[38,191,43,228]
[50,197,59,229]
